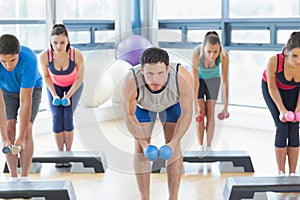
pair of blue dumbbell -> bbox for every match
[144,145,173,161]
[52,96,69,106]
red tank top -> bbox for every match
[262,53,296,90]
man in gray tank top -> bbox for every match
[122,47,193,200]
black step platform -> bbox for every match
[0,180,76,200]
[152,150,254,173]
[223,176,300,200]
[4,151,107,173]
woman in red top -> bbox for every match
[262,32,300,176]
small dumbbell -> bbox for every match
[61,97,69,106]
[285,111,295,122]
[52,97,61,106]
[144,145,159,161]
[217,112,230,120]
[2,146,11,154]
[53,96,69,107]
[159,145,173,160]
[195,113,204,122]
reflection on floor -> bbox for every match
[1,118,299,200]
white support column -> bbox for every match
[54,0,64,24]
[140,0,158,46]
[45,0,55,46]
[115,0,132,42]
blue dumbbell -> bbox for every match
[61,98,69,106]
[159,145,173,160]
[52,97,61,106]
[144,145,159,161]
[2,146,11,154]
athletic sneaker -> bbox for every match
[9,177,19,182]
[197,145,204,151]
[289,173,297,176]
[278,171,286,177]
[19,176,30,182]
[205,146,211,152]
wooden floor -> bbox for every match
[1,118,300,200]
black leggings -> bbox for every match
[262,80,300,147]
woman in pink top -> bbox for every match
[40,24,84,167]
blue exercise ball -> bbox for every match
[116,35,152,66]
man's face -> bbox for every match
[0,54,19,71]
[141,62,169,91]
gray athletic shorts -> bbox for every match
[2,87,42,123]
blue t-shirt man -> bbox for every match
[0,34,43,181]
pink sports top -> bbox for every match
[48,47,78,87]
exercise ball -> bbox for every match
[116,35,152,66]
[106,59,133,103]
[81,50,115,107]
[95,73,114,105]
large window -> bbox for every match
[230,0,300,18]
[0,0,45,19]
[58,0,116,49]
[58,0,115,20]
[157,0,222,19]
[0,0,46,50]
[229,51,274,107]
[157,0,300,108]
[0,0,117,113]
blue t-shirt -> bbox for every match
[0,46,43,93]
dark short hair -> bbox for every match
[140,47,169,67]
[50,24,70,51]
[0,34,20,55]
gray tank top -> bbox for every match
[131,64,180,112]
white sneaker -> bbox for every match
[197,145,204,151]
[289,173,297,176]
[9,177,19,182]
[205,146,211,152]
[19,176,30,182]
[278,171,286,177]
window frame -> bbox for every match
[63,20,115,50]
[158,18,300,51]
